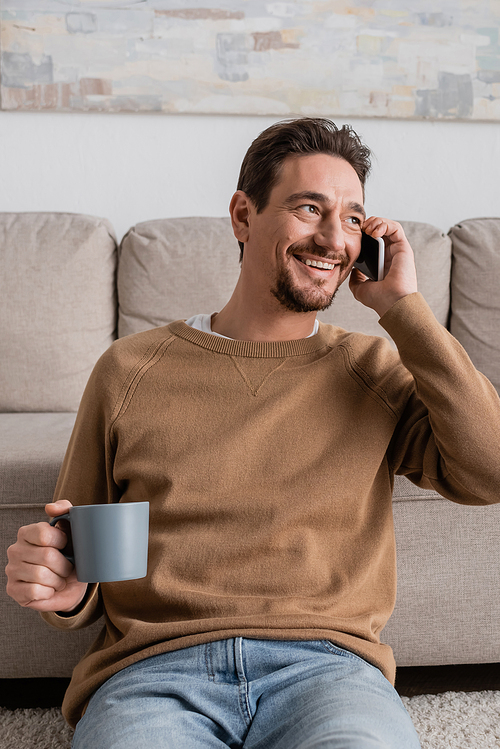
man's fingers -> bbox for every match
[362,218,387,238]
[8,543,74,580]
[19,579,66,606]
[6,508,88,614]
[363,217,403,239]
[5,524,75,607]
[44,500,73,519]
[5,569,64,608]
[17,520,69,551]
[17,560,69,591]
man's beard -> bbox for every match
[271,243,349,314]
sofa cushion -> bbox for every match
[118,217,240,338]
[0,213,117,412]
[118,218,451,340]
[449,218,500,394]
[0,410,103,678]
[382,497,500,666]
[392,474,442,503]
[0,412,76,507]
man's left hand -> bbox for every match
[349,217,418,318]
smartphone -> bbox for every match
[353,233,385,282]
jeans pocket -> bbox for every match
[320,640,378,670]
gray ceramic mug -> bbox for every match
[50,502,149,583]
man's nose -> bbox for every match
[313,215,345,251]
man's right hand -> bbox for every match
[349,217,418,318]
[5,500,88,613]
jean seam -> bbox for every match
[205,641,215,682]
[236,638,252,728]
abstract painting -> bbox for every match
[1,0,499,119]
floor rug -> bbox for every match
[1,690,499,748]
[402,690,500,748]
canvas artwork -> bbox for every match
[1,0,499,119]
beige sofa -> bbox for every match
[1,212,499,680]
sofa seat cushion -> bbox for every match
[0,411,104,679]
[0,412,76,507]
[392,474,442,503]
[0,212,117,412]
[383,497,500,667]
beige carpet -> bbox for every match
[1,691,499,748]
[401,691,500,748]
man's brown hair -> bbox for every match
[236,117,372,257]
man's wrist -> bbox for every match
[375,292,412,319]
[56,586,90,617]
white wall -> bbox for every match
[0,110,499,243]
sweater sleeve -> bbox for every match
[38,341,133,630]
[380,293,500,506]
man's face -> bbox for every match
[242,153,365,313]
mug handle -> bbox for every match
[49,513,75,565]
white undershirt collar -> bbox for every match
[185,314,319,340]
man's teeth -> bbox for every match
[302,258,335,270]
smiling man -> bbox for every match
[220,154,364,331]
[6,118,500,749]
[212,123,417,343]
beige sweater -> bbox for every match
[42,293,500,728]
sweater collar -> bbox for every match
[169,320,334,358]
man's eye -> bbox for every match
[346,216,361,225]
[299,205,318,214]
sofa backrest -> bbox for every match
[118,218,452,341]
[3,212,497,413]
[118,217,239,339]
[0,213,117,412]
[449,217,500,395]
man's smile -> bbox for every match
[293,253,338,272]
[289,244,350,282]
[301,258,335,270]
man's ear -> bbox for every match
[229,191,252,245]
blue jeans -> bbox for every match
[72,639,421,748]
